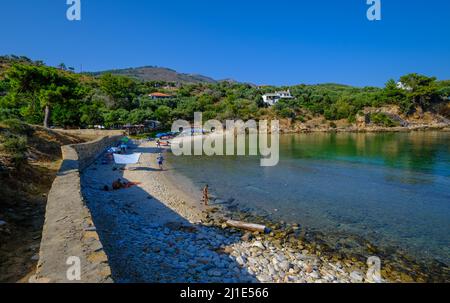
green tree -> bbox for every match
[128,109,154,125]
[80,101,106,127]
[0,79,9,96]
[399,73,440,110]
[154,106,172,127]
[57,63,67,71]
[103,109,129,128]
[6,64,85,128]
[99,73,138,110]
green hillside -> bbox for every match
[0,55,449,131]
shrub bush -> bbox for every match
[0,108,20,121]
[0,119,34,136]
[369,113,399,127]
[1,135,28,167]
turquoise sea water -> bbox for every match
[166,132,450,266]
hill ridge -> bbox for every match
[87,65,218,84]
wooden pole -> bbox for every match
[226,220,267,233]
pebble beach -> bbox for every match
[79,141,391,283]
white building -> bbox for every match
[396,82,412,91]
[262,90,294,106]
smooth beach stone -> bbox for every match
[235,256,245,266]
[241,232,253,242]
[349,271,364,282]
[252,241,266,250]
[279,261,291,271]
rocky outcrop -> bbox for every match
[280,105,450,133]
[31,134,122,283]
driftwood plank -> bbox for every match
[226,220,267,233]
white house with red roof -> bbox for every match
[149,92,172,99]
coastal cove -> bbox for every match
[165,131,450,281]
[2,0,450,287]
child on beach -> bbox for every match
[157,153,164,170]
[202,184,209,206]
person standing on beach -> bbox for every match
[202,184,209,206]
[157,153,164,170]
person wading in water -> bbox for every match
[202,184,209,206]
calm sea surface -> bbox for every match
[166,132,450,265]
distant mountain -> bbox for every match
[88,66,218,84]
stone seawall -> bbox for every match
[55,129,124,141]
[31,135,122,283]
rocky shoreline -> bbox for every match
[279,123,450,134]
[199,202,450,283]
[160,172,383,283]
[276,105,450,134]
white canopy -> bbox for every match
[113,153,142,165]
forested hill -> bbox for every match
[87,66,218,84]
[0,55,449,132]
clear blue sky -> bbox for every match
[1,0,449,86]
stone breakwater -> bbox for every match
[81,142,383,283]
[30,134,122,283]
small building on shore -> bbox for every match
[145,120,161,130]
[262,90,294,106]
[149,92,172,100]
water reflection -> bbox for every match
[280,132,450,179]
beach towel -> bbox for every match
[123,182,142,189]
[113,153,142,164]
